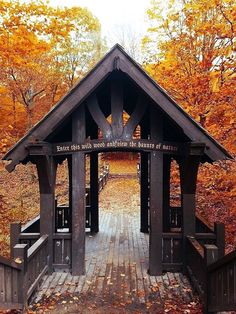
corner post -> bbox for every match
[180,143,205,268]
[35,155,57,274]
[72,104,86,275]
[13,243,28,307]
[149,106,163,275]
[214,222,225,258]
[10,222,21,259]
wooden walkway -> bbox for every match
[32,203,197,312]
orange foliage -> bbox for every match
[0,0,104,152]
[143,0,236,251]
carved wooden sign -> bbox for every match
[53,139,183,154]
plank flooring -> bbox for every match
[33,213,194,306]
[32,177,196,312]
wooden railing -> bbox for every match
[0,256,22,309]
[162,233,182,271]
[186,236,236,313]
[26,235,49,300]
[10,222,40,256]
[207,249,236,313]
[0,235,48,310]
[98,164,109,191]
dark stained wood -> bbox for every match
[35,156,57,273]
[13,243,28,306]
[71,104,86,275]
[111,79,123,138]
[87,94,112,139]
[163,157,171,232]
[67,155,72,232]
[149,106,163,275]
[10,223,21,259]
[180,153,202,270]
[214,222,225,258]
[90,152,99,233]
[116,47,231,161]
[140,152,149,233]
[123,95,147,140]
[3,45,231,173]
[53,139,183,154]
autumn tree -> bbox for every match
[142,0,236,251]
[0,0,104,152]
[143,0,236,148]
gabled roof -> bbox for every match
[3,44,232,171]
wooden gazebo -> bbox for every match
[3,45,232,280]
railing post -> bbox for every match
[203,244,218,314]
[214,222,225,259]
[204,244,218,266]
[13,243,28,308]
[10,222,21,259]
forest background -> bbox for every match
[0,0,235,257]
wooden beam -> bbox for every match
[72,104,86,275]
[111,79,123,138]
[123,95,147,140]
[90,152,99,233]
[36,155,57,273]
[87,94,112,139]
[149,106,163,275]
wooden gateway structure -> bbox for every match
[1,45,236,312]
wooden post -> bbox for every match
[140,152,149,233]
[180,155,200,239]
[36,156,57,274]
[214,222,225,258]
[72,104,86,275]
[149,106,163,275]
[13,243,28,307]
[204,244,218,266]
[68,155,72,232]
[90,152,99,233]
[10,222,21,259]
[163,157,171,232]
[180,144,205,269]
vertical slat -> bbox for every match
[72,104,86,275]
[162,239,171,263]
[111,78,123,138]
[173,239,182,263]
[12,268,19,303]
[149,106,163,275]
[0,264,5,303]
[5,267,11,303]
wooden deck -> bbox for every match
[32,204,196,312]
